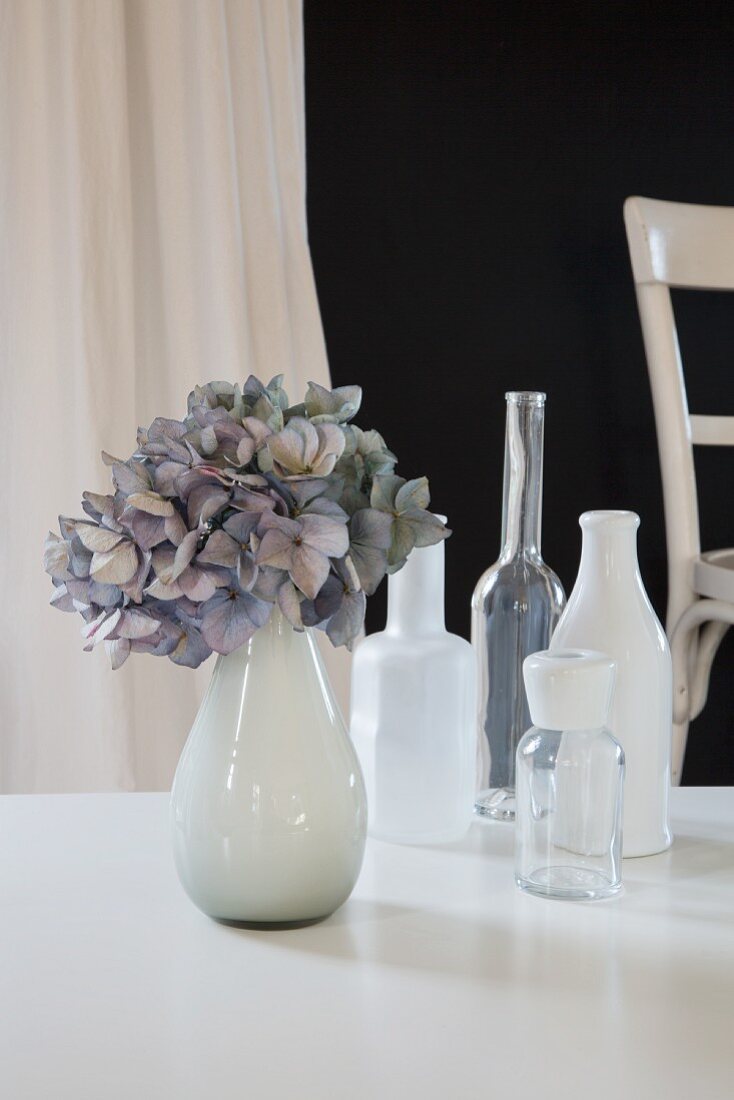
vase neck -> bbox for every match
[215,607,308,674]
[577,511,642,586]
[500,392,545,561]
[386,535,446,636]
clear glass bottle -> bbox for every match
[515,649,624,901]
[472,392,565,820]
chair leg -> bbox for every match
[670,599,734,782]
[671,719,689,786]
[690,620,730,720]
[670,612,697,753]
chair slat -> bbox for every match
[689,415,734,446]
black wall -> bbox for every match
[304,1,734,784]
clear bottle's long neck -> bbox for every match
[500,397,544,560]
[386,538,446,635]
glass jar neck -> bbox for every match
[500,393,545,560]
[386,538,446,636]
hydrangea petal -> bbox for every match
[256,526,299,570]
[82,492,117,524]
[278,580,304,630]
[310,423,346,475]
[164,510,188,546]
[171,530,199,580]
[350,508,393,549]
[288,479,330,508]
[130,511,167,551]
[129,617,182,656]
[199,424,218,455]
[88,580,123,607]
[82,608,121,646]
[301,514,349,558]
[236,436,256,466]
[405,509,450,548]
[148,416,188,442]
[242,416,273,448]
[187,486,231,527]
[119,549,152,603]
[69,545,93,579]
[145,576,184,601]
[305,381,362,424]
[371,474,404,513]
[151,546,176,583]
[111,461,150,495]
[395,477,430,513]
[117,610,162,639]
[176,466,232,502]
[106,637,131,670]
[251,564,285,601]
[177,567,217,603]
[290,543,330,600]
[75,524,125,554]
[90,542,139,585]
[43,532,71,580]
[223,511,260,544]
[126,491,175,517]
[268,421,313,474]
[302,497,348,521]
[325,589,366,649]
[65,578,92,603]
[50,583,76,612]
[170,626,212,669]
[196,530,240,569]
[153,461,186,497]
[310,574,344,620]
[201,590,271,654]
[236,551,258,592]
[348,543,387,595]
[387,517,417,567]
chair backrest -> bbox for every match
[624,196,734,632]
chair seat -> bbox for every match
[694,549,734,601]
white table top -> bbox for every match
[1,788,733,1099]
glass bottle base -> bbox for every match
[516,865,621,901]
[474,787,516,821]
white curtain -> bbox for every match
[0,0,350,792]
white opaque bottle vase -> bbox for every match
[550,511,672,858]
[170,611,367,923]
[350,517,477,844]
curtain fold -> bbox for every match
[0,0,349,792]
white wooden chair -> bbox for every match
[624,196,734,784]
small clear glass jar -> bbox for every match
[515,649,624,900]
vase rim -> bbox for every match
[580,510,640,531]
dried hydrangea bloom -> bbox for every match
[44,376,449,667]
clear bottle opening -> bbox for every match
[505,390,546,406]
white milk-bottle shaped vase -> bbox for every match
[350,517,477,844]
[550,511,672,857]
[170,610,367,923]
[471,392,565,821]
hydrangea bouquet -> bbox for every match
[44,376,449,669]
